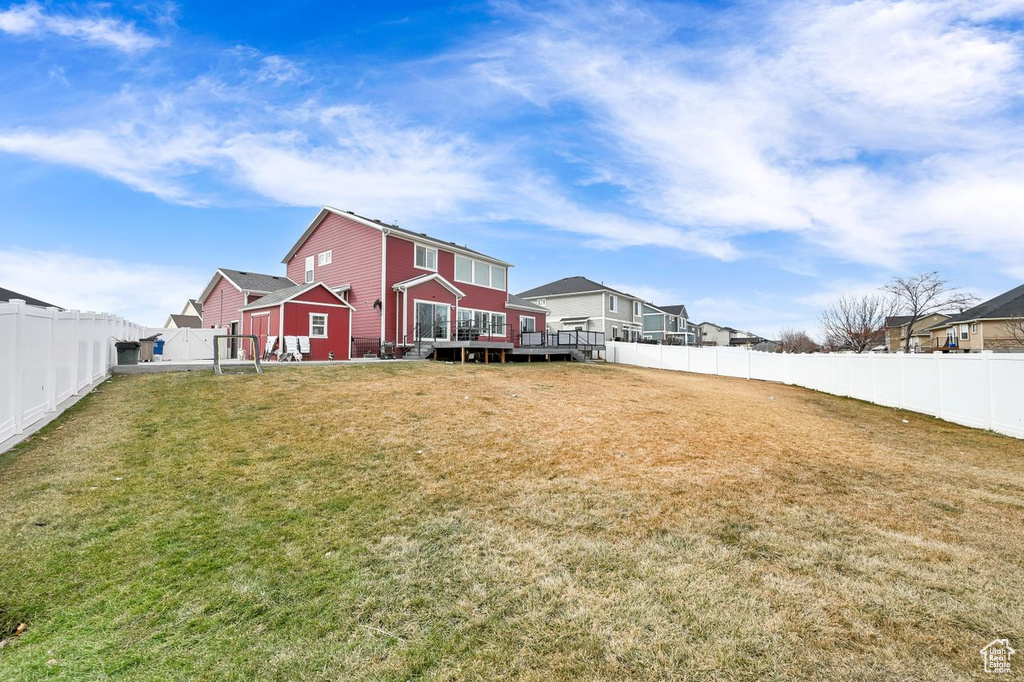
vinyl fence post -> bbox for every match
[71,311,80,395]
[934,352,945,421]
[746,347,752,380]
[46,307,58,412]
[85,312,95,383]
[982,351,993,431]
[12,299,25,436]
[714,346,720,376]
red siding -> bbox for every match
[384,235,509,344]
[286,213,383,340]
[397,279,459,343]
[506,310,546,346]
[202,276,244,330]
[242,287,352,361]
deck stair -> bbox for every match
[402,343,434,361]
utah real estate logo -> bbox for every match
[981,639,1015,674]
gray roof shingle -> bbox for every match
[168,314,202,328]
[219,268,296,293]
[934,283,1024,326]
[0,287,61,309]
[506,293,548,313]
[517,276,635,300]
[659,304,690,319]
[241,282,347,310]
[885,315,914,328]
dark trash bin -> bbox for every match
[115,340,141,366]
[138,334,161,362]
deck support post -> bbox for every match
[461,347,465,365]
[501,349,506,364]
[485,349,489,365]
[433,348,437,361]
[528,354,532,364]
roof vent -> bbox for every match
[239,271,248,275]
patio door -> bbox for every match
[414,301,450,341]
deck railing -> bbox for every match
[519,330,606,350]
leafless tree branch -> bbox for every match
[882,272,977,352]
[1002,317,1024,348]
[776,328,818,353]
[819,294,894,353]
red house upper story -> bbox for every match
[281,207,547,348]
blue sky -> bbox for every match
[1,0,1023,335]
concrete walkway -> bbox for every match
[112,357,412,374]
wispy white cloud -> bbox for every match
[0,2,162,52]
[2,0,1024,284]
[476,0,1024,273]
[0,248,206,326]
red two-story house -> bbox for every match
[282,207,547,355]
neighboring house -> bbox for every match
[698,322,731,346]
[197,268,298,340]
[165,300,204,328]
[281,207,546,349]
[517,276,650,341]
[728,330,765,347]
[165,314,202,329]
[923,283,1024,351]
[698,322,764,347]
[655,304,697,345]
[0,287,61,309]
[884,313,950,352]
[241,282,354,361]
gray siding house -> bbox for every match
[518,276,694,343]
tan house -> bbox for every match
[923,283,1024,352]
[884,313,950,351]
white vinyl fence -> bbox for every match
[143,327,223,361]
[608,342,1024,440]
[1,299,143,446]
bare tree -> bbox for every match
[1002,317,1024,348]
[819,294,894,353]
[882,272,977,352]
[776,328,818,353]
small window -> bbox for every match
[415,244,437,271]
[960,323,969,341]
[310,313,327,338]
[455,255,472,282]
[520,316,536,332]
[304,256,314,283]
[537,298,546,306]
[633,301,641,317]
[608,294,617,313]
[971,323,978,334]
[612,326,618,340]
[318,250,332,266]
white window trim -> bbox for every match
[457,307,507,336]
[608,294,618,313]
[520,316,536,332]
[318,250,332,266]
[304,255,315,284]
[453,254,506,291]
[414,244,438,272]
[309,312,328,338]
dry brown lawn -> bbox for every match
[1,361,1022,680]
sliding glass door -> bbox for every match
[414,301,450,341]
